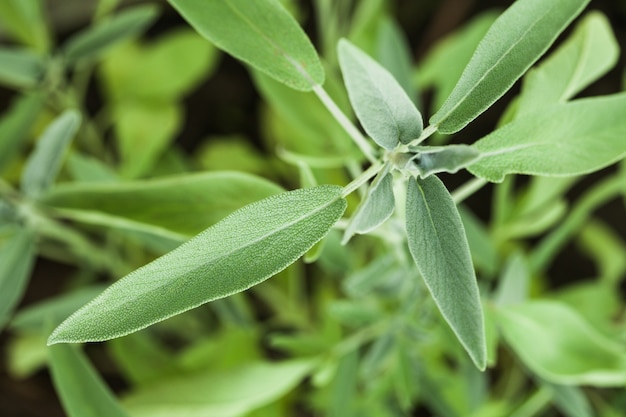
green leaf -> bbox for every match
[430,0,590,133]
[405,176,485,370]
[63,5,159,64]
[67,152,119,183]
[338,39,422,149]
[0,93,43,172]
[458,207,498,277]
[48,185,346,343]
[0,47,45,89]
[342,168,395,243]
[408,145,481,178]
[497,300,626,386]
[543,381,593,417]
[0,229,36,328]
[48,344,130,417]
[517,11,619,118]
[167,0,324,91]
[123,360,314,417]
[20,110,81,199]
[0,0,49,52]
[468,94,626,182]
[43,172,284,236]
[493,252,529,307]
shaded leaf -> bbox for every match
[0,93,43,171]
[0,47,45,89]
[0,229,36,328]
[405,176,485,369]
[48,185,346,343]
[430,0,590,133]
[168,0,324,91]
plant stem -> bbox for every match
[342,162,383,198]
[452,177,488,204]
[399,124,438,150]
[312,84,378,163]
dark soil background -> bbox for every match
[1,1,626,416]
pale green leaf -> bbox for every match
[48,344,130,417]
[67,152,119,183]
[430,0,590,133]
[0,93,43,171]
[0,229,36,328]
[339,39,422,149]
[48,185,346,343]
[517,11,619,118]
[123,360,314,417]
[20,110,81,199]
[0,47,45,89]
[43,172,284,236]
[405,176,486,369]
[408,145,480,178]
[63,5,159,64]
[0,0,49,51]
[168,0,324,91]
[468,94,626,182]
[7,333,48,378]
[458,207,498,277]
[544,381,593,417]
[342,168,395,243]
[498,300,626,386]
[493,252,529,306]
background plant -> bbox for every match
[1,0,626,416]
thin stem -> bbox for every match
[399,124,438,150]
[312,85,378,163]
[452,177,488,204]
[342,162,383,198]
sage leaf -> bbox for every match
[342,168,395,243]
[0,47,45,89]
[0,93,43,171]
[430,0,590,133]
[339,39,423,149]
[517,11,618,118]
[544,381,593,417]
[168,0,324,91]
[43,172,284,236]
[408,145,480,178]
[497,301,626,386]
[468,93,626,182]
[21,110,81,199]
[405,176,486,369]
[63,5,159,64]
[47,185,346,343]
[0,0,49,52]
[0,229,36,328]
[49,344,130,417]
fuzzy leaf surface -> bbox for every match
[409,145,481,178]
[468,94,626,182]
[339,39,422,149]
[430,0,590,133]
[48,186,346,343]
[405,176,485,369]
[168,0,324,91]
[0,229,36,328]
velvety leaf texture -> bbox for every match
[430,0,590,133]
[405,176,486,369]
[468,93,626,182]
[48,185,346,344]
[168,0,324,91]
[339,39,423,149]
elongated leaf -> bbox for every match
[123,360,314,417]
[21,110,81,199]
[49,344,130,417]
[543,381,593,417]
[405,176,485,369]
[0,0,49,52]
[339,39,422,149]
[468,94,626,182]
[63,5,159,64]
[430,0,590,133]
[342,168,395,243]
[408,145,480,178]
[48,185,346,343]
[0,93,43,171]
[0,229,36,328]
[0,47,45,89]
[168,0,324,91]
[498,301,626,386]
[517,11,618,117]
[43,172,283,236]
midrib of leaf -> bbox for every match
[227,1,317,87]
[434,3,555,127]
[478,143,541,158]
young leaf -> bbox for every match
[43,172,284,236]
[0,229,36,328]
[430,0,590,133]
[408,145,481,178]
[167,0,324,91]
[0,93,43,171]
[497,301,626,386]
[48,185,346,344]
[338,39,423,149]
[48,344,130,417]
[63,4,159,64]
[20,110,81,199]
[468,93,626,182]
[0,47,45,89]
[342,168,395,243]
[517,11,619,118]
[405,176,485,370]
